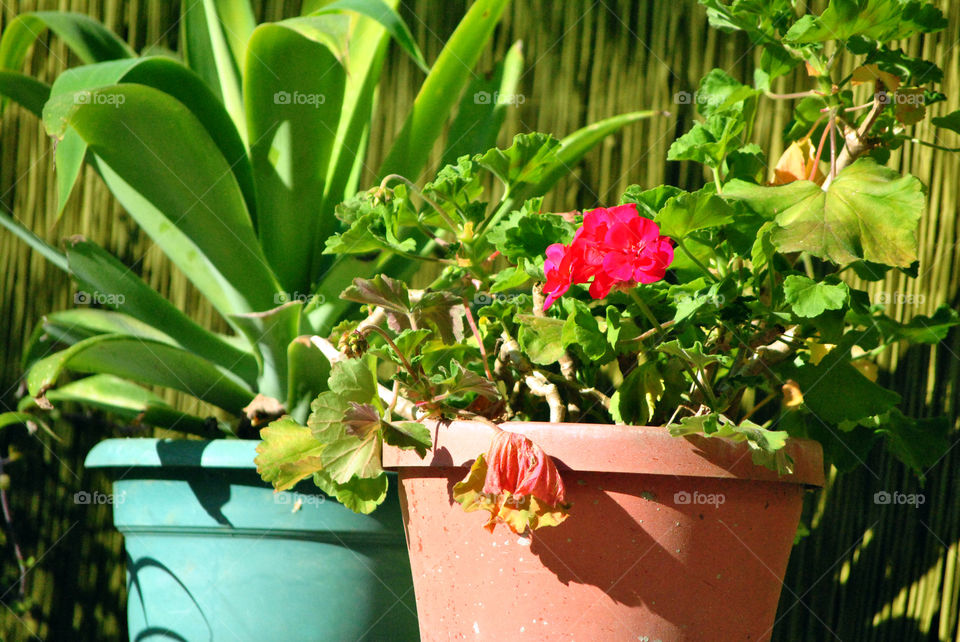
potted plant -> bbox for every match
[256,1,960,639]
[0,1,650,639]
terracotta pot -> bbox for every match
[383,421,824,641]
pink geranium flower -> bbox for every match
[542,203,673,310]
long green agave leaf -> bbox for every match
[28,375,217,436]
[181,0,252,140]
[65,237,259,386]
[311,0,403,281]
[0,11,133,72]
[0,71,50,117]
[441,39,524,167]
[44,57,256,219]
[46,84,281,326]
[378,0,510,181]
[245,17,348,293]
[26,335,255,414]
[0,209,67,272]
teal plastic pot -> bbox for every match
[85,439,418,642]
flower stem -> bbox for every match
[628,289,664,335]
[362,325,418,382]
[675,238,718,282]
[380,174,460,233]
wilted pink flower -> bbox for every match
[542,203,673,310]
[483,430,566,507]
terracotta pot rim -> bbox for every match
[383,420,824,487]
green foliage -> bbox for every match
[5,0,644,439]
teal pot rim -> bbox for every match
[84,438,261,470]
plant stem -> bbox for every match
[628,289,664,334]
[362,325,418,381]
[0,457,28,598]
[907,138,960,153]
[829,112,837,181]
[712,167,723,194]
[675,238,718,282]
[766,89,819,100]
[462,298,494,381]
[380,174,460,233]
[809,117,830,182]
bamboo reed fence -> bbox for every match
[0,0,958,639]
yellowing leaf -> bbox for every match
[725,159,925,268]
[852,64,901,92]
[808,340,835,366]
[894,88,926,125]
[255,417,326,492]
[771,139,825,186]
[782,379,804,407]
[453,453,571,534]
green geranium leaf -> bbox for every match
[328,358,378,405]
[620,185,685,218]
[695,68,759,118]
[423,155,483,213]
[413,291,466,343]
[792,360,900,425]
[313,469,388,514]
[477,132,561,193]
[670,413,793,474]
[655,185,734,239]
[611,362,663,425]
[755,45,801,92]
[256,417,326,492]
[785,0,946,43]
[724,159,925,267]
[658,339,725,370]
[324,196,418,256]
[430,361,499,399]
[487,205,574,261]
[340,274,411,315]
[490,264,532,293]
[308,391,351,441]
[381,421,432,458]
[343,402,382,439]
[667,113,745,168]
[725,144,766,183]
[883,305,960,344]
[782,275,850,317]
[750,221,776,276]
[876,408,950,478]
[318,417,383,485]
[561,300,608,361]
[932,110,960,135]
[517,315,566,365]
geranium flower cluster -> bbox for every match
[542,203,675,311]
